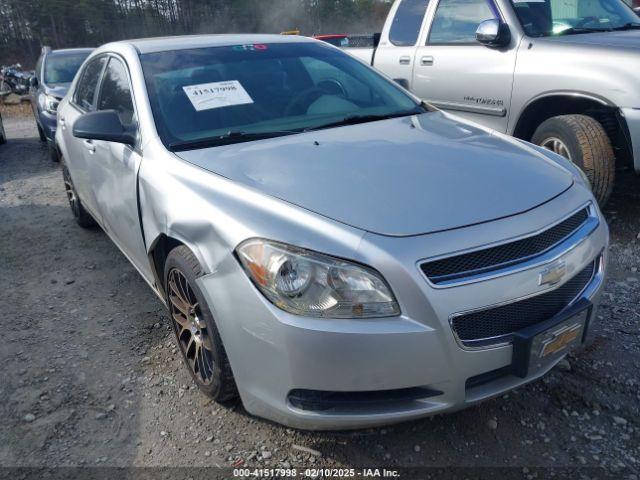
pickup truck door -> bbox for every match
[373,0,431,89]
[411,0,517,132]
[87,55,152,280]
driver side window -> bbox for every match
[74,56,106,111]
[429,0,497,44]
[98,58,135,125]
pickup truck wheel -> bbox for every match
[532,114,615,205]
[165,246,238,402]
[62,160,96,228]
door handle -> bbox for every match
[399,56,411,65]
[83,139,96,153]
[59,116,66,129]
[420,56,434,66]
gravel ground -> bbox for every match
[0,105,639,477]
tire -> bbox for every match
[164,245,238,402]
[37,122,46,142]
[48,142,60,162]
[532,114,615,206]
[0,119,5,145]
[61,159,96,228]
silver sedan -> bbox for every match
[55,34,608,430]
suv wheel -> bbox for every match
[532,114,615,206]
[62,160,96,228]
[48,143,60,162]
[164,245,238,402]
[37,123,46,142]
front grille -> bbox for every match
[421,208,590,284]
[288,387,443,412]
[451,260,596,345]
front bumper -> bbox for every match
[196,192,609,430]
[37,109,57,143]
[621,107,640,173]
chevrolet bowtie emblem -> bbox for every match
[539,260,567,287]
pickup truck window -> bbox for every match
[389,0,430,46]
[429,0,497,44]
[511,0,639,37]
[140,43,422,149]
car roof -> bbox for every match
[107,34,315,54]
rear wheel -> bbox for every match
[61,160,96,228]
[164,246,238,402]
[532,114,615,206]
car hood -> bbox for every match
[44,83,71,99]
[543,29,640,49]
[175,112,574,236]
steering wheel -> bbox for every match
[285,87,326,116]
[574,16,600,28]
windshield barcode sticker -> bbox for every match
[182,80,254,111]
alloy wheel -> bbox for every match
[541,137,572,161]
[62,166,80,217]
[167,268,215,385]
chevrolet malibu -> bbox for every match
[55,34,608,430]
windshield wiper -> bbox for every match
[554,27,612,36]
[609,22,640,31]
[306,108,425,132]
[168,129,300,151]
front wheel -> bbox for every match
[532,114,615,206]
[164,245,238,402]
[37,122,47,142]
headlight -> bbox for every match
[44,94,59,114]
[236,239,400,318]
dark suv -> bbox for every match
[30,47,93,161]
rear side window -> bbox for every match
[74,56,106,111]
[389,0,430,46]
[98,58,135,125]
[429,0,497,44]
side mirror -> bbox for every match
[476,19,511,47]
[30,76,38,87]
[73,110,136,146]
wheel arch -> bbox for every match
[512,92,633,165]
[147,233,209,300]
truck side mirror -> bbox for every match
[30,77,38,88]
[476,19,511,48]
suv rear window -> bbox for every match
[389,0,430,46]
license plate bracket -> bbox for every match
[512,298,592,378]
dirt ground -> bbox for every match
[0,103,639,478]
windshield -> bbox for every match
[44,52,91,84]
[140,42,423,149]
[511,0,640,36]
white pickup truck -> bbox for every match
[339,0,640,204]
